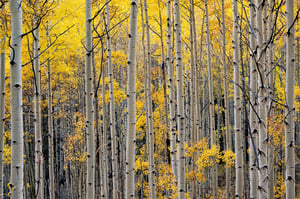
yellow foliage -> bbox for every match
[274,172,285,198]
[222,150,235,168]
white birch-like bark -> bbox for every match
[0,20,5,199]
[85,0,95,198]
[47,57,55,199]
[285,0,295,198]
[204,1,217,198]
[167,0,177,179]
[33,17,44,199]
[126,1,138,198]
[221,1,231,198]
[101,63,109,199]
[249,0,258,198]
[46,24,55,199]
[143,0,156,198]
[257,1,268,198]
[233,0,242,198]
[9,1,24,198]
[174,0,185,198]
[189,0,196,142]
[105,2,119,198]
[267,1,275,198]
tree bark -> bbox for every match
[233,0,242,198]
[204,1,217,198]
[257,0,268,198]
[46,24,55,199]
[249,0,258,198]
[221,1,231,198]
[167,0,177,180]
[105,2,119,198]
[0,20,5,199]
[9,1,24,198]
[174,0,185,198]
[285,0,295,198]
[125,1,138,198]
[267,1,275,198]
[33,16,44,199]
[143,0,156,198]
[85,0,95,198]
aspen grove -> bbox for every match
[0,0,300,198]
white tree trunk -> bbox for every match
[126,1,138,198]
[9,1,24,198]
[85,0,95,198]
[143,0,156,198]
[267,0,275,198]
[204,1,217,198]
[221,0,231,198]
[285,0,295,198]
[249,0,258,198]
[33,19,44,199]
[46,23,55,199]
[167,0,177,180]
[233,0,242,198]
[105,2,119,198]
[0,22,5,199]
[257,0,268,198]
[174,0,185,198]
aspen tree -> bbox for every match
[85,0,95,198]
[204,0,217,198]
[105,1,119,198]
[256,0,268,198]
[101,61,109,199]
[9,1,24,198]
[167,0,177,179]
[46,24,55,199]
[0,18,5,199]
[285,0,295,198]
[189,0,196,142]
[267,1,275,198]
[33,14,44,199]
[126,1,138,198]
[249,0,258,198]
[174,0,185,198]
[221,0,231,198]
[233,0,242,198]
[143,0,156,198]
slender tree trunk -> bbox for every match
[143,0,156,198]
[9,1,24,198]
[101,60,109,199]
[105,2,119,198]
[204,1,217,198]
[46,25,55,199]
[285,0,295,198]
[249,0,258,198]
[221,1,231,198]
[167,0,177,180]
[189,0,196,143]
[33,17,44,199]
[125,1,138,198]
[0,21,5,199]
[233,0,242,198]
[85,0,95,198]
[174,0,185,198]
[267,1,275,198]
